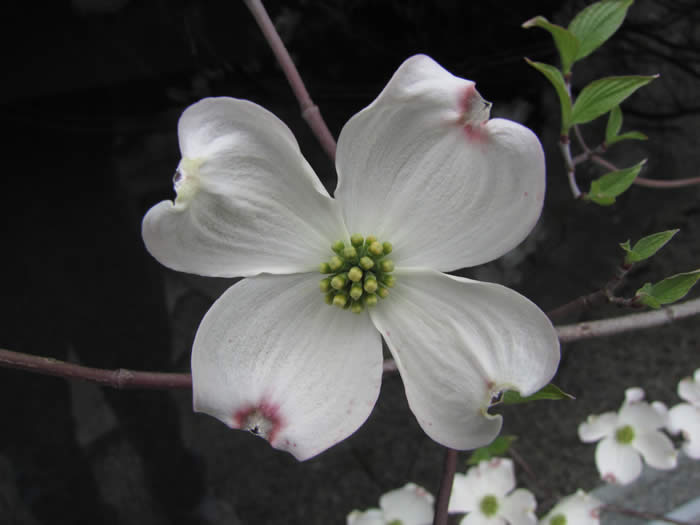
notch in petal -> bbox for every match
[335,55,546,272]
[143,97,347,278]
[368,268,559,451]
[192,273,383,460]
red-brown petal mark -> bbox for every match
[234,401,283,444]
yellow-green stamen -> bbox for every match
[615,425,635,444]
[319,234,396,313]
[480,495,499,517]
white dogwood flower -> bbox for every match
[578,387,677,484]
[347,483,434,525]
[539,490,602,525]
[142,54,560,460]
[449,458,537,525]
[667,369,700,459]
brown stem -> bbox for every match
[243,0,338,161]
[547,265,629,322]
[590,155,700,188]
[601,504,697,525]
[2,298,699,387]
[432,448,458,525]
[557,296,700,342]
[0,348,191,389]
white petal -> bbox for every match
[539,490,601,525]
[624,387,645,403]
[450,473,480,514]
[461,514,506,525]
[335,55,546,272]
[369,269,559,450]
[668,402,700,460]
[678,373,700,406]
[595,437,642,485]
[347,509,384,525]
[143,97,347,278]
[380,483,435,525]
[618,402,665,433]
[450,459,517,513]
[191,273,383,460]
[633,431,677,470]
[500,489,537,525]
[578,412,618,443]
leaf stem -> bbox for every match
[242,0,338,161]
[432,448,457,525]
[547,264,630,321]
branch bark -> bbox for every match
[432,448,457,525]
[243,0,338,162]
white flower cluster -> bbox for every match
[348,459,601,525]
[579,370,700,485]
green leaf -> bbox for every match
[620,229,679,264]
[607,131,648,146]
[585,160,645,205]
[568,0,634,60]
[571,75,657,126]
[636,270,700,309]
[467,435,517,465]
[522,16,580,74]
[501,384,575,405]
[525,58,572,132]
[604,106,648,146]
[605,106,623,143]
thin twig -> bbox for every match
[546,264,630,322]
[601,504,699,525]
[634,175,700,188]
[0,349,191,389]
[432,448,458,525]
[559,135,582,198]
[243,0,338,161]
[2,298,699,387]
[557,296,700,342]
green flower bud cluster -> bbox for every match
[479,494,499,517]
[615,424,635,444]
[319,234,395,314]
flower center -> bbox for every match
[615,424,635,444]
[550,514,567,525]
[479,495,499,517]
[319,234,395,314]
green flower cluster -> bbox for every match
[319,234,395,314]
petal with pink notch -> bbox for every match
[369,268,559,451]
[143,97,347,278]
[191,272,383,461]
[335,54,545,272]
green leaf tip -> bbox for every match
[572,75,657,126]
[620,229,679,264]
[467,435,518,466]
[568,0,635,60]
[585,160,645,205]
[522,16,580,74]
[501,384,575,405]
[524,58,572,132]
[636,270,700,309]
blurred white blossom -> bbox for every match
[667,369,700,459]
[449,457,537,525]
[578,387,677,484]
[347,483,434,525]
[538,490,601,525]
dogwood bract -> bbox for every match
[578,387,677,484]
[449,458,537,525]
[346,483,434,525]
[667,369,700,459]
[538,490,601,525]
[142,54,560,460]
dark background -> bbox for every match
[2,1,699,524]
